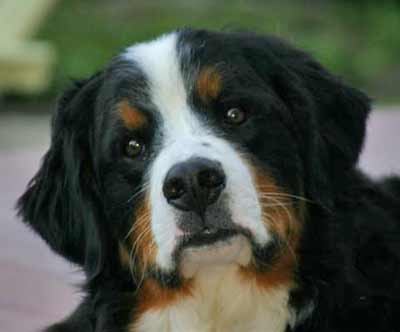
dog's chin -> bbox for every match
[178,234,252,278]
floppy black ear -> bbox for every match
[238,33,371,207]
[17,73,104,272]
[280,42,370,208]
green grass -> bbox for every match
[36,0,400,101]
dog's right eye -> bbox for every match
[224,108,247,125]
[125,139,144,158]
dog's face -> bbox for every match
[18,29,370,287]
[97,31,305,281]
[109,32,303,275]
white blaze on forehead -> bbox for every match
[124,32,198,139]
[124,32,270,272]
[124,32,199,270]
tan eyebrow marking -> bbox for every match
[119,100,147,129]
[195,66,222,103]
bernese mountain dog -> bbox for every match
[18,28,400,332]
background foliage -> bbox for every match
[35,0,400,102]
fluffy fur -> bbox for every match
[18,28,400,332]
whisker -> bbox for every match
[124,211,151,240]
[130,225,153,256]
[259,202,295,208]
[126,183,150,204]
[258,190,313,203]
[267,197,294,225]
[128,224,153,288]
[261,197,299,267]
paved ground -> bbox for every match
[0,107,399,332]
[0,112,82,332]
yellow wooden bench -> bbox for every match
[0,0,57,94]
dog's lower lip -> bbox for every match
[180,228,238,248]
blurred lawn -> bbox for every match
[35,0,400,102]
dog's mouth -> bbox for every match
[177,230,252,278]
[179,228,239,248]
[168,203,257,277]
[175,200,245,250]
[174,226,253,278]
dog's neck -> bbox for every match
[131,264,293,332]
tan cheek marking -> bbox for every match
[239,251,297,290]
[119,100,147,129]
[129,197,192,322]
[253,170,301,242]
[128,199,192,326]
[240,166,303,290]
[133,278,193,319]
[129,198,157,272]
[196,67,222,103]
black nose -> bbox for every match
[163,157,226,216]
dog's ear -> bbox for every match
[238,33,371,207]
[17,72,105,274]
[280,44,370,208]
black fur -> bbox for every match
[17,29,400,331]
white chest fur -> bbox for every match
[132,265,291,332]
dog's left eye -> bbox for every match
[224,108,246,125]
[125,139,144,158]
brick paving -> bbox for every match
[0,108,399,331]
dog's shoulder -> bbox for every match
[326,171,400,331]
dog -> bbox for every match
[18,28,400,332]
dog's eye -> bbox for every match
[224,108,246,125]
[125,139,144,158]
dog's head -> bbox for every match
[18,29,370,286]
